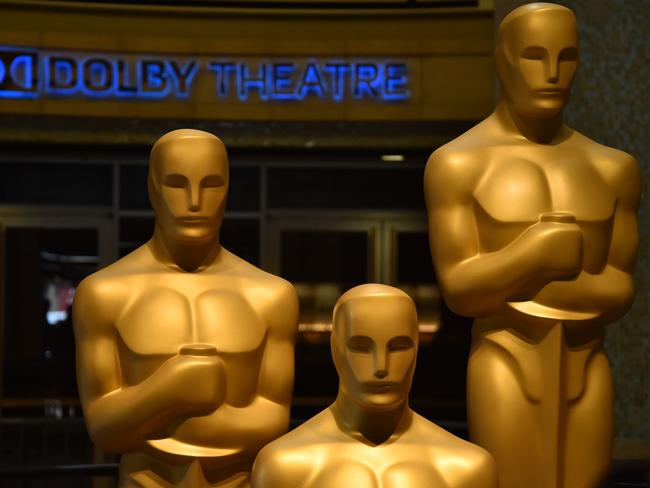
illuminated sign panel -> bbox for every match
[0,46,410,103]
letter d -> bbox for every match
[10,54,34,90]
[47,57,78,92]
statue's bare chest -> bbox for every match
[116,277,267,357]
[472,150,616,263]
[474,150,615,223]
[310,446,445,488]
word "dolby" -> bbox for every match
[0,47,410,103]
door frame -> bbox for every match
[265,212,382,282]
[381,217,429,285]
[264,210,427,284]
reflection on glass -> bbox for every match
[391,228,472,421]
[3,228,98,410]
[295,282,341,334]
[0,163,112,206]
[295,283,440,337]
[268,167,424,210]
[41,252,96,326]
[281,229,370,337]
[398,284,440,335]
[279,229,372,419]
[282,230,369,284]
[392,230,441,340]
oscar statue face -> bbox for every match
[496,4,578,117]
[332,295,418,409]
[148,135,229,244]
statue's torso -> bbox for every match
[473,140,617,324]
[108,259,275,456]
[458,133,621,420]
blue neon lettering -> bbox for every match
[115,60,138,96]
[271,63,295,100]
[323,63,350,102]
[140,60,170,98]
[0,46,411,103]
[0,50,38,99]
[10,55,35,90]
[81,58,112,96]
[167,60,198,98]
[354,63,380,99]
[238,63,267,101]
[47,57,77,93]
[297,62,326,99]
[208,62,236,98]
[384,63,409,101]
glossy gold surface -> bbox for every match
[424,3,641,487]
[73,129,299,487]
[252,284,497,488]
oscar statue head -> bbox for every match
[331,284,419,411]
[496,2,578,118]
[148,129,229,246]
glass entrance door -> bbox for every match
[0,211,113,414]
[266,215,379,420]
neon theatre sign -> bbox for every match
[0,46,410,103]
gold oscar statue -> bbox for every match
[424,3,641,487]
[73,129,299,488]
[251,284,498,488]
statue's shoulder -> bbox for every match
[74,244,152,310]
[425,119,494,195]
[410,413,492,459]
[568,129,637,165]
[438,443,497,487]
[220,250,298,331]
[264,409,338,452]
[252,411,334,486]
[73,268,125,333]
[224,249,297,301]
[568,130,640,197]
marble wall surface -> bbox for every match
[495,0,649,443]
